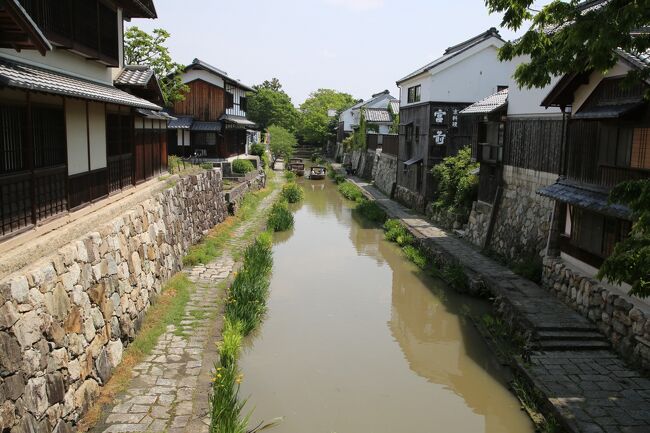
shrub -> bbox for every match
[232,159,255,174]
[249,143,265,157]
[431,146,478,216]
[384,219,414,246]
[337,181,364,202]
[201,162,214,170]
[281,182,304,203]
[402,245,427,269]
[284,171,296,181]
[224,235,274,335]
[334,174,346,185]
[267,200,294,232]
[355,199,387,223]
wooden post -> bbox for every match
[26,92,36,225]
[85,101,91,203]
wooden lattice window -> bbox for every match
[0,105,26,174]
[32,106,65,169]
[631,128,650,170]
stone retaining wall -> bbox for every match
[465,166,556,260]
[224,172,266,215]
[373,152,397,197]
[542,257,650,370]
[0,170,228,433]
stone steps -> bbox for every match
[535,328,609,351]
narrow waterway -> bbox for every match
[239,178,534,433]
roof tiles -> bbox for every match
[460,89,508,114]
[115,65,154,87]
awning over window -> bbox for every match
[573,102,645,120]
[220,114,256,128]
[537,181,630,220]
[404,157,423,166]
[0,58,161,110]
[191,121,222,132]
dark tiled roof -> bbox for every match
[460,89,508,114]
[537,180,630,220]
[167,116,193,129]
[573,102,645,119]
[397,28,503,84]
[191,121,221,132]
[0,57,161,110]
[186,58,255,92]
[136,109,175,120]
[115,65,154,87]
[364,108,391,122]
[617,48,650,71]
[118,0,157,19]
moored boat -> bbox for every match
[289,163,305,176]
[309,165,327,180]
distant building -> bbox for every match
[167,58,257,160]
[394,28,515,210]
[0,0,167,241]
[337,90,399,143]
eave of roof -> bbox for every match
[0,0,52,55]
[186,58,255,92]
[115,0,157,19]
[396,28,503,85]
[0,57,161,110]
[537,180,630,220]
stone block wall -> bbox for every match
[465,166,556,260]
[0,170,227,433]
[373,152,397,197]
[224,173,265,215]
[543,257,650,370]
[357,150,376,180]
[394,186,426,213]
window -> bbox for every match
[32,106,66,168]
[631,128,650,169]
[240,96,247,112]
[407,85,421,104]
[226,93,234,109]
[598,125,633,167]
[0,105,26,174]
[569,207,631,258]
[405,124,414,158]
[415,126,420,145]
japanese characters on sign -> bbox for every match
[433,129,446,145]
[451,109,459,129]
[433,109,445,124]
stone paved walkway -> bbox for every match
[90,179,281,433]
[350,177,650,433]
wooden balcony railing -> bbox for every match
[598,165,650,189]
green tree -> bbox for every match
[388,102,400,134]
[485,0,650,90]
[124,27,189,106]
[351,109,367,150]
[431,147,479,217]
[298,89,356,146]
[268,125,297,166]
[247,79,299,132]
[597,180,650,298]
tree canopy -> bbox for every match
[298,89,356,146]
[268,125,297,165]
[124,27,189,106]
[247,79,299,132]
[485,0,650,90]
[597,180,650,298]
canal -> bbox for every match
[239,178,534,433]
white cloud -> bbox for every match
[325,0,384,11]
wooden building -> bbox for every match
[394,28,516,210]
[0,0,167,240]
[540,49,650,272]
[167,58,257,160]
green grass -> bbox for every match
[512,257,543,284]
[337,181,364,202]
[354,199,387,224]
[266,200,294,232]
[281,182,304,203]
[384,219,414,246]
[402,245,428,269]
[442,263,469,291]
[284,171,296,181]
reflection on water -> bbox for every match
[239,179,533,433]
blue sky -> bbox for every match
[130,0,543,105]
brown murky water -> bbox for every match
[239,179,534,433]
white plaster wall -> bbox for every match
[399,39,513,106]
[506,55,563,117]
[226,86,248,117]
[66,99,88,175]
[177,130,191,147]
[339,109,355,132]
[0,48,113,85]
[182,70,225,88]
[572,61,632,113]
[88,102,107,170]
[379,124,390,134]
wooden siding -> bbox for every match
[504,118,563,174]
[173,79,226,121]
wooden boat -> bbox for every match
[289,163,305,176]
[289,158,303,165]
[309,165,327,180]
